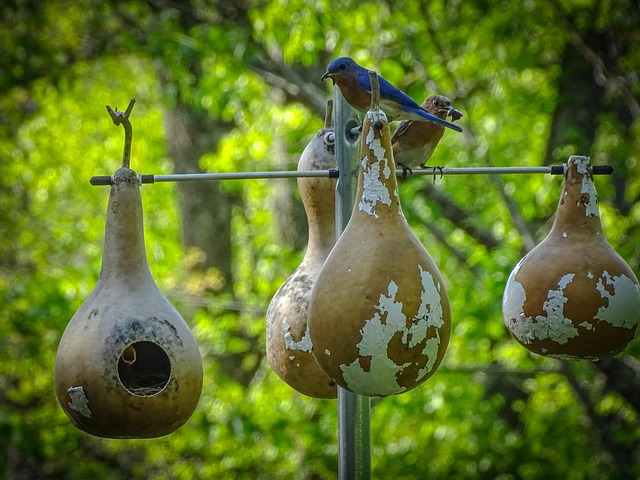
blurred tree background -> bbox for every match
[1,0,639,478]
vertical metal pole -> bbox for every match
[333,88,372,480]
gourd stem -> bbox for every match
[106,98,136,169]
[324,99,334,128]
[368,71,380,110]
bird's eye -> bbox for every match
[324,131,335,145]
[339,64,346,70]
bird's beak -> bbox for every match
[320,71,333,83]
[448,107,463,122]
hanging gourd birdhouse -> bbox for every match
[502,155,640,359]
[307,88,451,397]
[266,117,338,398]
[54,103,203,438]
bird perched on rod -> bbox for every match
[392,95,463,178]
[320,57,462,133]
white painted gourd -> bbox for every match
[503,155,640,359]
[54,167,203,438]
[307,106,451,397]
[266,127,338,398]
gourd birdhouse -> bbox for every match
[307,102,451,397]
[266,124,338,398]
[502,155,640,359]
[54,166,203,438]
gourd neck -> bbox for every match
[549,155,604,238]
[353,109,402,222]
[99,167,153,283]
[297,127,338,264]
[304,191,336,262]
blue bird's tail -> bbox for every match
[416,109,463,132]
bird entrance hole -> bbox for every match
[117,341,171,397]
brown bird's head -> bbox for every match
[423,95,463,122]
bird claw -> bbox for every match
[399,163,412,180]
[432,165,444,184]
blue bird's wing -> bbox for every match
[354,67,463,132]
[355,68,419,108]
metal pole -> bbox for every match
[333,88,372,480]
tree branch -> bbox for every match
[419,215,482,277]
[248,58,328,115]
[560,361,636,478]
[417,183,500,251]
[407,12,535,255]
[593,356,640,415]
[547,0,640,120]
[488,174,536,254]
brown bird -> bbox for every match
[391,95,463,178]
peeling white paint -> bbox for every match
[575,157,599,217]
[595,271,640,329]
[324,349,331,356]
[283,321,313,352]
[552,352,600,360]
[502,275,528,339]
[358,111,392,218]
[511,257,525,278]
[504,273,579,345]
[579,321,594,330]
[67,386,91,418]
[358,154,391,218]
[341,281,408,395]
[562,232,567,238]
[418,337,442,380]
[341,266,445,396]
[364,111,388,162]
[575,158,589,174]
[382,160,391,180]
[415,266,445,379]
[502,260,527,323]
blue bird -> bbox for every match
[321,57,462,133]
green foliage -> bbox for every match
[1,0,640,478]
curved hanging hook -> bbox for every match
[106,98,136,169]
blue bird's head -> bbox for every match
[321,57,360,84]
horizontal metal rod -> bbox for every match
[406,165,613,176]
[89,165,613,185]
[90,169,340,185]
